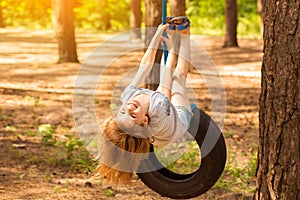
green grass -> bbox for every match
[35,123,97,173]
[104,189,116,197]
[154,141,201,174]
[24,95,45,106]
[214,149,257,193]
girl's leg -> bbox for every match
[156,31,180,100]
[170,31,192,114]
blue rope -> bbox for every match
[162,0,168,65]
[162,0,167,25]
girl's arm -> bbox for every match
[130,24,168,88]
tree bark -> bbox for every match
[169,0,186,17]
[52,0,79,63]
[223,0,239,48]
[0,0,4,28]
[144,0,162,90]
[254,0,300,199]
[145,0,162,46]
[130,0,142,40]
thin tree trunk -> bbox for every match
[130,0,142,40]
[257,0,264,36]
[102,0,111,30]
[52,0,79,63]
[223,0,239,48]
[144,0,162,90]
[144,0,162,46]
[170,0,186,17]
[0,0,4,28]
[254,0,300,199]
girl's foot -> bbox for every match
[178,26,190,36]
[166,16,190,35]
[172,16,190,35]
[166,16,176,30]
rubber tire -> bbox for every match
[137,107,227,199]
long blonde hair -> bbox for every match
[95,117,151,185]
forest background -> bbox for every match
[0,0,260,37]
[1,0,299,199]
[0,0,268,199]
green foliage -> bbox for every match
[45,170,51,181]
[1,0,52,28]
[5,125,17,132]
[187,0,260,36]
[53,185,63,193]
[155,141,201,174]
[104,189,116,197]
[1,0,130,31]
[38,123,96,173]
[237,0,261,36]
[65,134,83,160]
[63,134,95,172]
[74,0,130,31]
[38,124,56,146]
[214,149,257,193]
[24,95,44,106]
[1,0,260,35]
[186,0,225,35]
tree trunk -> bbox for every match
[144,0,162,90]
[257,0,264,36]
[223,0,239,48]
[130,0,142,40]
[254,0,300,199]
[102,0,111,30]
[0,0,4,28]
[144,0,162,46]
[52,0,79,63]
[170,0,186,17]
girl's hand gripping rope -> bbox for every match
[130,24,169,88]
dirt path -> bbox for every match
[0,28,262,200]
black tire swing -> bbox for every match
[137,108,227,199]
[136,1,227,199]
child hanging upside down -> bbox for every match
[96,17,193,184]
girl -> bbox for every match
[97,19,193,185]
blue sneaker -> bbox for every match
[172,16,190,31]
[166,16,176,30]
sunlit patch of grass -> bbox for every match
[53,185,64,193]
[25,128,38,137]
[29,155,44,165]
[1,114,10,120]
[11,148,23,159]
[5,125,17,132]
[24,95,45,106]
[45,170,52,181]
[104,189,116,197]
[154,141,201,174]
[224,130,235,138]
[214,148,257,194]
[26,123,97,173]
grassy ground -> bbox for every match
[0,28,262,199]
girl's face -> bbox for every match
[119,94,150,127]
